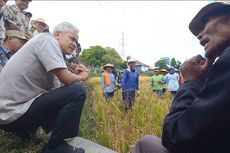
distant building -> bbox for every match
[134,60,150,73]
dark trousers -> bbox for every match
[1,82,86,142]
[122,90,135,109]
[105,91,114,101]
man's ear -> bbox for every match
[54,31,61,40]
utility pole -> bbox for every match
[120,31,126,60]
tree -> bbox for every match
[175,60,182,70]
[155,57,170,69]
[170,58,177,67]
[80,45,123,68]
[155,57,182,70]
[80,46,107,67]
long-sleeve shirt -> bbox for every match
[162,46,230,153]
[165,72,179,92]
[122,69,139,92]
[101,72,115,93]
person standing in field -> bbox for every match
[101,63,116,101]
[165,66,179,96]
[160,69,168,95]
[122,58,139,112]
[151,69,164,98]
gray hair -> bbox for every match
[53,22,79,35]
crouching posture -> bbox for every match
[0,22,88,153]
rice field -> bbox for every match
[0,76,173,153]
[80,76,173,153]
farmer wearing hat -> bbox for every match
[0,30,28,71]
[151,69,164,98]
[101,63,116,101]
[122,58,139,112]
[160,69,168,94]
[31,18,49,35]
[132,2,230,153]
[165,66,179,96]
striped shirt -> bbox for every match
[0,33,67,125]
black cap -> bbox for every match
[189,2,230,36]
[24,11,32,18]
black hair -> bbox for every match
[68,57,78,63]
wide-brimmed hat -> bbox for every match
[103,63,114,70]
[5,30,29,41]
[189,2,230,36]
[31,18,49,29]
[127,58,135,64]
[160,69,168,72]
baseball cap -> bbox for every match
[189,2,230,36]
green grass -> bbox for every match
[0,76,172,153]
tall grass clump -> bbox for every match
[80,76,173,153]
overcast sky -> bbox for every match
[9,1,213,67]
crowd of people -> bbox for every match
[0,0,87,153]
[1,1,230,153]
[101,58,139,112]
[101,61,182,110]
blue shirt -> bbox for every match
[165,72,179,92]
[122,69,139,92]
[0,45,12,68]
[101,72,116,93]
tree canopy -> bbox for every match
[155,57,181,69]
[80,45,123,68]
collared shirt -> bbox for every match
[2,4,30,33]
[101,72,116,93]
[0,33,66,125]
[165,72,179,92]
[151,74,164,90]
[122,69,139,92]
[0,45,12,68]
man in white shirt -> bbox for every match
[0,22,87,153]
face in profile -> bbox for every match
[198,15,230,59]
[55,29,78,55]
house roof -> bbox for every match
[134,59,150,67]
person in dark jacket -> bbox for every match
[122,58,139,112]
[131,2,230,153]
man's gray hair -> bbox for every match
[53,22,79,35]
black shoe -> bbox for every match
[42,142,85,153]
